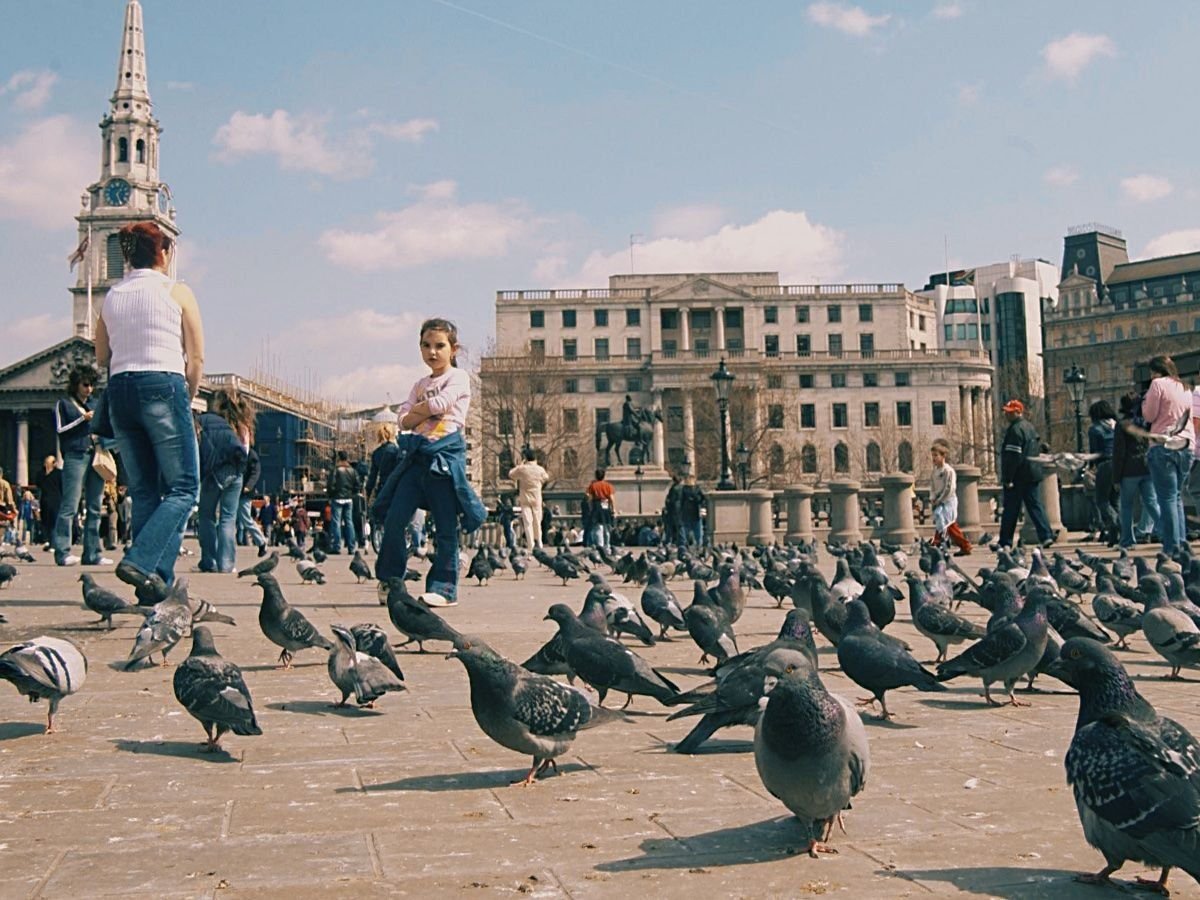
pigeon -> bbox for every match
[936,592,1049,706]
[544,603,679,708]
[858,580,896,630]
[237,550,279,579]
[285,540,306,561]
[1048,638,1200,895]
[1051,555,1092,601]
[450,636,626,785]
[1091,576,1143,650]
[348,623,405,682]
[1045,596,1111,644]
[385,579,462,653]
[511,555,527,580]
[327,624,406,708]
[349,551,372,584]
[188,594,237,627]
[255,573,333,668]
[78,573,152,629]
[683,580,738,665]
[549,553,582,586]
[640,565,686,639]
[1140,582,1200,679]
[838,600,946,719]
[0,636,87,733]
[906,571,986,663]
[468,547,494,586]
[124,579,194,670]
[829,558,864,603]
[0,563,16,589]
[296,559,326,585]
[713,608,820,678]
[754,648,870,857]
[711,562,747,624]
[311,545,328,564]
[810,576,849,646]
[602,591,656,646]
[171,626,261,752]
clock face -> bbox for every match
[104,178,131,206]
[157,185,170,213]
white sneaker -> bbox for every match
[376,582,389,606]
[60,555,81,567]
[419,591,456,608]
[94,557,114,566]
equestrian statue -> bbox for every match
[596,396,661,466]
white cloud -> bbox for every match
[1142,229,1200,259]
[321,363,433,408]
[1121,173,1172,203]
[165,81,194,92]
[957,83,980,105]
[0,313,72,369]
[1042,33,1116,80]
[411,179,458,201]
[932,2,963,19]
[319,188,532,271]
[2,69,58,111]
[652,204,728,240]
[570,210,845,287]
[278,309,427,352]
[0,115,94,228]
[213,109,438,178]
[807,2,890,36]
[1043,165,1079,187]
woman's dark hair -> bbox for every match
[1118,391,1141,418]
[119,221,173,269]
[211,387,255,443]
[1088,399,1117,422]
[1148,354,1180,381]
[420,318,460,367]
[67,363,99,396]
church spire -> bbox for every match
[111,0,152,114]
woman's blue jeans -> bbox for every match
[377,465,459,600]
[198,473,242,572]
[1147,445,1190,554]
[1118,475,1159,548]
[54,449,104,564]
[107,372,200,585]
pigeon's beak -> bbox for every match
[761,674,779,695]
[542,614,552,621]
[1043,657,1073,687]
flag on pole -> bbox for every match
[67,235,89,270]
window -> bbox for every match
[106,234,124,280]
[859,333,874,356]
[765,334,780,357]
[944,324,953,342]
[562,309,576,328]
[694,338,710,352]
[1169,320,1179,334]
[595,409,610,428]
[863,372,878,388]
[530,310,545,328]
[796,335,812,356]
[800,404,816,428]
[626,376,643,393]
[661,309,678,329]
[956,324,967,340]
[827,305,842,323]
[667,406,683,433]
[802,443,818,474]
[662,339,677,353]
[498,447,514,473]
[828,334,843,356]
[795,305,810,323]
[118,137,128,162]
[626,308,641,326]
[594,338,609,360]
[528,410,547,434]
[563,339,577,360]
[498,409,514,435]
[895,371,910,387]
[564,378,578,394]
[866,442,881,472]
[767,374,783,389]
[831,372,847,388]
[858,303,873,322]
[834,442,850,473]
[724,308,743,329]
[799,373,814,389]
[594,376,610,393]
[764,306,778,324]
[932,400,946,426]
[981,323,990,342]
[864,402,880,427]
[966,323,977,340]
[1114,325,1124,341]
[626,337,641,359]
[898,440,914,472]
[769,444,785,475]
[691,310,712,329]
[594,309,608,327]
[919,315,927,331]
[832,403,848,428]
[529,339,545,357]
[768,404,785,429]
[136,139,145,163]
[896,401,912,427]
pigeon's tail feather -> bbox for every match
[113,606,155,617]
[580,704,629,730]
[312,633,334,651]
[914,667,949,692]
[674,714,723,754]
[232,718,263,737]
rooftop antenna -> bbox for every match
[629,233,643,274]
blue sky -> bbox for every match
[2,0,1198,404]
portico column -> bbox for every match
[971,387,984,468]
[14,410,29,488]
[652,389,665,466]
[682,391,695,467]
[679,307,691,353]
[715,306,726,352]
[983,389,995,474]
[959,386,973,465]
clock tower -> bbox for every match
[71,0,179,338]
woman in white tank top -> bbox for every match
[95,222,205,601]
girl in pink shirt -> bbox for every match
[1141,355,1194,554]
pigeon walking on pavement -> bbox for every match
[683,580,738,665]
[0,636,87,733]
[906,571,986,663]
[640,565,686,640]
[348,623,405,682]
[327,624,406,708]
[123,579,194,670]
[936,592,1050,706]
[296,559,326,585]
[172,626,261,752]
[237,550,279,579]
[837,600,945,720]
[79,573,151,629]
[255,573,332,668]
[349,550,373,584]
[385,580,463,653]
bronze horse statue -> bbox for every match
[596,407,661,466]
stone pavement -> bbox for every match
[1,540,1198,899]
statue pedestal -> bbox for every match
[605,466,671,522]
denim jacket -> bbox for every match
[371,430,486,532]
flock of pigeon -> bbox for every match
[2,532,1200,891]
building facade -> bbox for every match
[1044,224,1200,447]
[481,272,994,491]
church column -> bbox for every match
[683,391,696,469]
[970,387,983,469]
[715,306,726,352]
[652,389,665,467]
[679,307,691,353]
[983,389,995,474]
[959,386,973,465]
[14,410,29,488]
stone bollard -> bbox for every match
[747,489,776,545]
[783,484,815,544]
[828,479,863,545]
[954,465,982,542]
[880,473,916,545]
[709,491,751,545]
[1020,470,1065,544]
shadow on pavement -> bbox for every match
[894,866,1105,898]
[359,763,589,793]
[595,815,807,871]
[266,700,385,717]
[111,738,240,762]
[240,661,325,672]
[0,721,46,740]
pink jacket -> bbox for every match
[1141,376,1196,446]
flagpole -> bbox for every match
[85,223,93,340]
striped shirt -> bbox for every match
[101,269,185,375]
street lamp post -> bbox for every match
[1063,365,1087,452]
[634,464,644,515]
[735,440,750,490]
[710,359,736,491]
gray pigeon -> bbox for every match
[237,550,279,579]
[296,558,326,585]
[385,579,462,653]
[1048,638,1200,895]
[1091,575,1142,650]
[0,636,88,733]
[640,565,686,640]
[0,562,16,590]
[349,551,372,584]
[172,626,261,752]
[936,592,1049,706]
[754,648,870,857]
[255,573,333,668]
[683,580,738,665]
[1140,581,1200,679]
[906,571,986,663]
[349,623,405,681]
[327,624,406,708]
[78,573,151,629]
[124,579,193,670]
[450,636,626,785]
[837,600,945,720]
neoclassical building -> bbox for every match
[481,272,994,489]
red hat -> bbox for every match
[1002,399,1024,414]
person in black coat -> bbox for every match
[34,455,62,548]
[997,399,1055,549]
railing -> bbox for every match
[497,287,653,302]
[748,283,905,296]
[481,346,991,368]
[497,283,909,302]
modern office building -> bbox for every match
[481,272,994,490]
